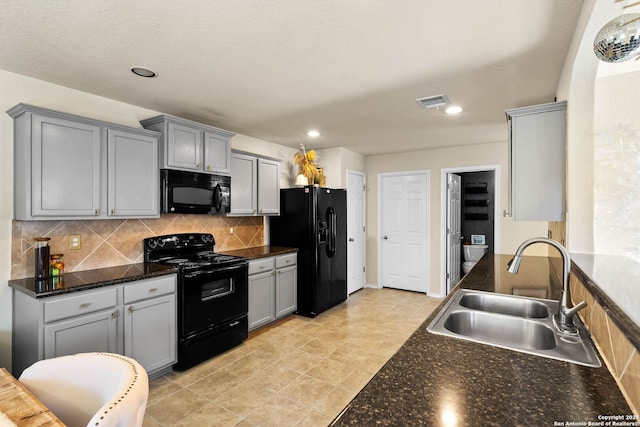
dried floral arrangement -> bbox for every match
[293,144,326,186]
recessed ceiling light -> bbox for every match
[307,130,320,138]
[445,105,463,115]
[130,67,157,78]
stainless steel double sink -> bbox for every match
[427,289,601,367]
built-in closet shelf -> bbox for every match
[464,182,489,221]
[464,183,488,194]
[464,199,489,207]
[464,213,489,221]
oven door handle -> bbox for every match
[182,264,246,279]
[201,281,235,301]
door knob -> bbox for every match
[348,238,355,242]
[383,235,388,240]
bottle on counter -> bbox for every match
[34,237,51,279]
[50,253,64,277]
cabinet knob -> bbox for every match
[111,209,115,215]
[196,163,201,168]
[80,302,92,309]
[149,287,158,293]
[128,306,134,313]
[95,209,100,215]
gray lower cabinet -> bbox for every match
[43,288,119,359]
[248,254,297,331]
[275,254,297,317]
[12,274,177,379]
[123,277,177,375]
[8,103,160,220]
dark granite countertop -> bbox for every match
[8,263,177,298]
[332,254,632,426]
[220,245,297,260]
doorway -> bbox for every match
[347,170,366,295]
[441,165,500,296]
[378,171,430,294]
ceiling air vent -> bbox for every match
[416,94,450,109]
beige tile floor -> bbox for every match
[143,287,442,427]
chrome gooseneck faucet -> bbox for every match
[507,237,587,333]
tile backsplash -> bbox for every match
[571,275,640,416]
[11,214,264,280]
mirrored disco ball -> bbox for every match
[593,13,640,63]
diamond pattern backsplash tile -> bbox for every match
[11,214,265,280]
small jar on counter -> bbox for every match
[50,254,64,277]
[34,237,51,279]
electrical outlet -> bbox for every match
[229,227,234,235]
[69,234,82,250]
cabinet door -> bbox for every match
[248,270,275,330]
[230,153,258,215]
[257,158,280,215]
[275,265,297,318]
[31,114,102,217]
[203,131,231,174]
[508,102,566,221]
[124,294,176,374]
[44,310,118,358]
[107,129,159,217]
[167,121,202,170]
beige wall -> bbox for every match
[365,142,549,296]
[316,147,366,189]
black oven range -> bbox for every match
[144,233,248,371]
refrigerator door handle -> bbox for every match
[327,207,336,258]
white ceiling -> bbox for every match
[0,0,584,155]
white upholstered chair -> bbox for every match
[19,352,148,427]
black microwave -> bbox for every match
[161,169,231,215]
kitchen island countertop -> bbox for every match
[332,254,633,426]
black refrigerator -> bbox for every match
[270,186,347,317]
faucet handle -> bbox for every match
[565,301,587,319]
[555,301,587,333]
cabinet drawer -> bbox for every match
[44,288,118,323]
[124,275,176,304]
[276,253,297,269]
[249,257,275,275]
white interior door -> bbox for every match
[379,172,429,293]
[446,174,462,293]
[347,171,366,294]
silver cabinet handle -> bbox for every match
[383,235,388,240]
[80,302,92,309]
[348,238,355,242]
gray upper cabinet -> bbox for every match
[506,101,566,221]
[229,152,280,216]
[8,104,161,220]
[107,129,159,217]
[141,115,234,175]
[30,113,102,217]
